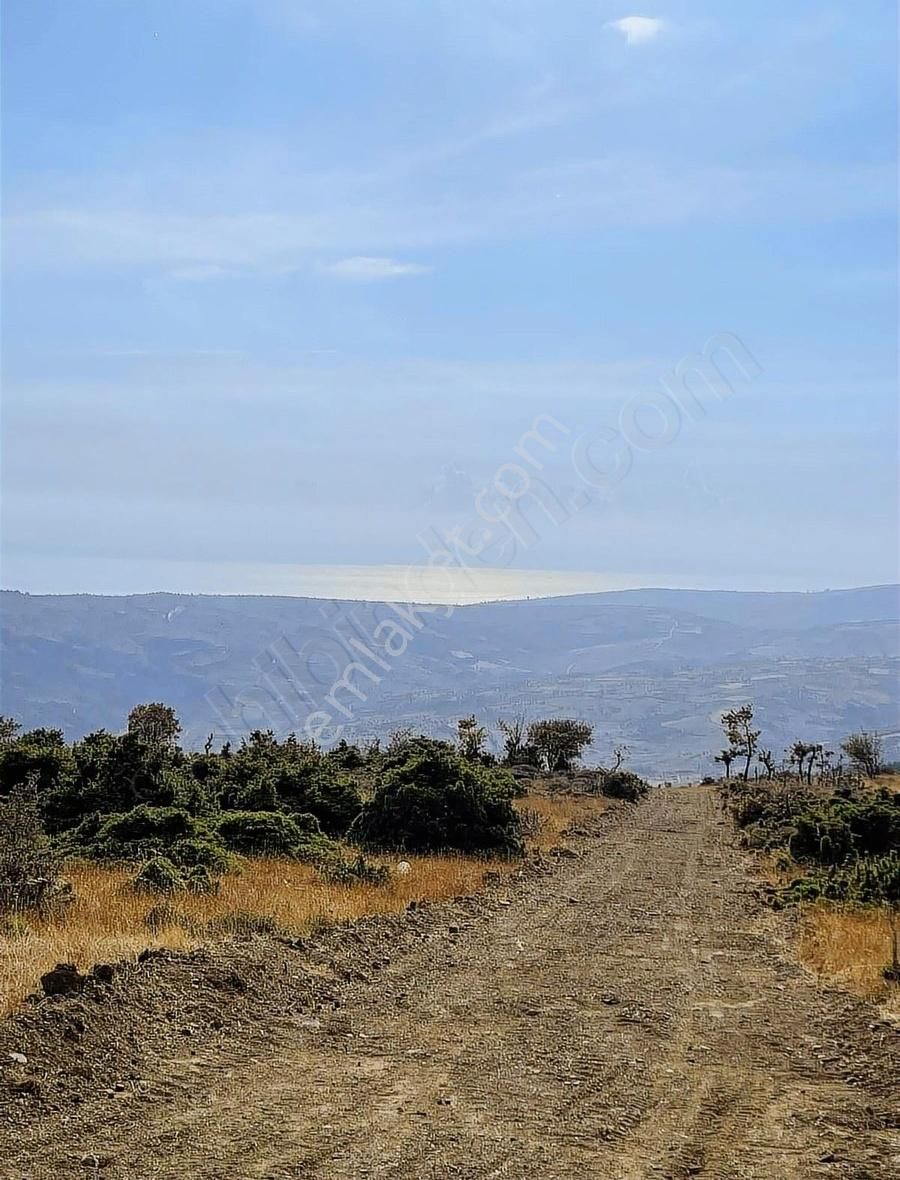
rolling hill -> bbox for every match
[1,585,897,779]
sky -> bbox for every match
[1,1,897,600]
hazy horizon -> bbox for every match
[2,561,897,607]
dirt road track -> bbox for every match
[3,786,898,1179]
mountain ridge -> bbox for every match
[2,585,898,779]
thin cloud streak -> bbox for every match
[324,256,431,281]
[4,158,893,276]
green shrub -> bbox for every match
[779,855,900,907]
[273,770,362,835]
[316,852,390,886]
[791,796,900,865]
[350,747,523,856]
[169,836,234,874]
[132,856,185,894]
[100,804,198,845]
[218,771,279,813]
[215,731,363,834]
[184,864,217,894]
[213,809,333,859]
[87,805,213,862]
[325,740,366,770]
[595,768,649,802]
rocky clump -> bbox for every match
[39,964,87,998]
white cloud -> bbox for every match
[608,16,666,45]
[325,256,432,281]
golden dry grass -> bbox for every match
[0,794,606,1018]
[797,903,900,1015]
[515,792,607,850]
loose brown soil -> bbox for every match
[1,786,898,1179]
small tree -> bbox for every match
[841,731,883,779]
[789,741,817,785]
[0,717,21,745]
[457,716,487,762]
[714,749,736,779]
[607,744,629,772]
[497,716,527,764]
[757,749,776,780]
[721,704,760,781]
[127,703,182,748]
[595,747,647,802]
[526,719,593,772]
[0,779,61,912]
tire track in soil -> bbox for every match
[3,787,898,1179]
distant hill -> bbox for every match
[1,585,898,779]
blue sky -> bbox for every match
[1,1,897,599]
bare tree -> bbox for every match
[498,716,527,764]
[757,748,776,780]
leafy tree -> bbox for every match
[714,749,735,779]
[19,727,66,747]
[721,704,760,781]
[0,734,76,799]
[526,719,593,772]
[43,730,175,831]
[841,731,883,779]
[127,702,182,748]
[789,741,819,785]
[0,717,21,745]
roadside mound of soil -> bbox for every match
[0,827,605,1125]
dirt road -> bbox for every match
[3,787,898,1178]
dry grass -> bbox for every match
[0,794,605,1018]
[515,792,607,850]
[797,903,900,1016]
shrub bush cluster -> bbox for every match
[594,767,650,802]
[724,779,900,907]
[2,706,652,895]
[132,856,217,895]
[4,707,621,883]
[0,780,67,914]
[351,744,524,856]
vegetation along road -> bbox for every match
[3,786,898,1178]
